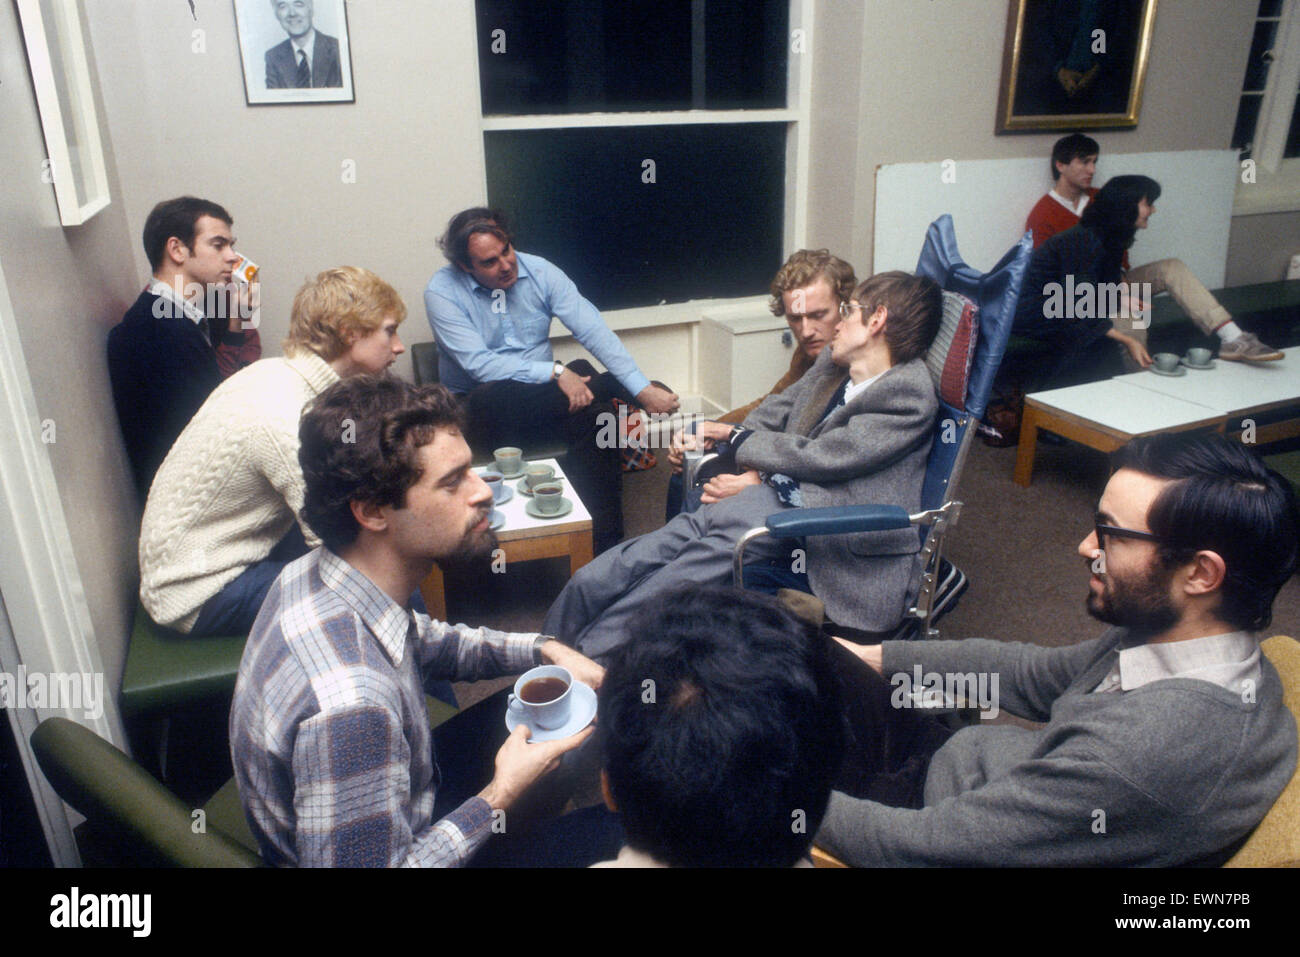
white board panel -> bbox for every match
[874,150,1239,288]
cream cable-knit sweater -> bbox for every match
[139,352,339,632]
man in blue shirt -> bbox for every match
[425,207,678,552]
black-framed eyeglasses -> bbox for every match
[838,300,862,320]
[1094,522,1161,549]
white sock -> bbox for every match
[1216,322,1243,342]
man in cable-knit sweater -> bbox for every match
[139,266,407,636]
[819,432,1299,866]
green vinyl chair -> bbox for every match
[31,716,261,867]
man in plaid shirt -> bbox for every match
[230,375,616,866]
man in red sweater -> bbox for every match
[1025,135,1282,364]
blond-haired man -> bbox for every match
[140,266,406,636]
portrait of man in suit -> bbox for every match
[264,0,342,89]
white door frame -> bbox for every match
[0,251,127,866]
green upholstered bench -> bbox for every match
[1265,450,1300,498]
[119,602,247,718]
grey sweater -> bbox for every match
[817,629,1297,867]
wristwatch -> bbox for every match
[552,361,565,379]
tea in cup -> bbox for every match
[494,447,523,475]
[481,471,505,502]
[534,482,565,515]
[524,463,556,490]
[508,665,572,730]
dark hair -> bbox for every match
[1051,133,1100,180]
[853,271,943,365]
[299,376,467,552]
[142,196,232,271]
[769,249,857,317]
[1111,433,1300,632]
[437,207,513,270]
[1080,174,1161,254]
[597,586,845,867]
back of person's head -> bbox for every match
[1080,174,1161,250]
[1112,433,1300,632]
[854,271,943,365]
[768,249,857,317]
[142,196,232,271]
[283,266,406,361]
[299,375,466,552]
[1051,132,1100,180]
[438,207,513,269]
[598,585,845,867]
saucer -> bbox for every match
[505,680,597,742]
[1149,365,1186,377]
[525,496,573,520]
[489,509,506,531]
[1180,357,1215,370]
[496,465,524,479]
[491,484,514,506]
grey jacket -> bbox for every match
[736,351,938,632]
[817,629,1298,866]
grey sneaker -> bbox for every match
[1219,332,1284,362]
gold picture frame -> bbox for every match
[997,0,1158,133]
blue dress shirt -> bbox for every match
[424,251,651,399]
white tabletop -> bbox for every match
[1027,378,1226,437]
[1116,347,1300,413]
[477,457,591,537]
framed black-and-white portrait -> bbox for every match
[234,0,354,105]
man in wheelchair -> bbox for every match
[544,271,943,661]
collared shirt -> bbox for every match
[424,251,651,398]
[1091,630,1260,697]
[148,277,206,324]
[230,547,541,867]
[1048,188,1090,217]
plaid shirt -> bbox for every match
[230,547,540,867]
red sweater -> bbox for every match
[1026,188,1129,270]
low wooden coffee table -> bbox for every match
[420,458,593,620]
[1014,380,1227,487]
[1014,347,1300,486]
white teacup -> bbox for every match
[508,665,573,731]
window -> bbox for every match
[475,0,810,312]
[1232,0,1300,171]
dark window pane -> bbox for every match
[1258,0,1283,18]
[485,124,786,309]
[1285,91,1300,158]
[1233,93,1263,155]
[477,0,787,114]
[1243,20,1277,92]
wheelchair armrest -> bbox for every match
[765,505,912,538]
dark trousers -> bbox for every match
[191,524,311,636]
[432,688,624,867]
[464,359,630,554]
[828,638,957,809]
[1016,319,1124,391]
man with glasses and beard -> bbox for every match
[818,432,1298,866]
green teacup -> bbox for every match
[524,464,556,490]
[534,483,565,515]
